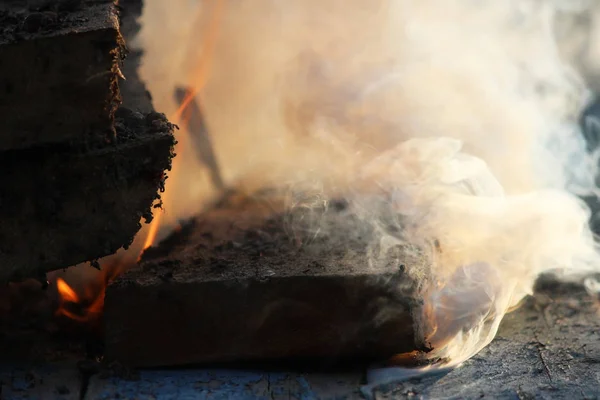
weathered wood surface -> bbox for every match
[0,0,124,151]
[104,191,425,367]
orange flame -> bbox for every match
[56,278,79,303]
[55,0,225,325]
[56,278,90,322]
[55,263,122,324]
[140,210,163,256]
[140,0,225,255]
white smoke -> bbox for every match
[138,0,600,385]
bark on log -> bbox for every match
[0,0,124,151]
[104,191,426,367]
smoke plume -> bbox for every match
[138,0,600,383]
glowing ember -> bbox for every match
[56,278,78,304]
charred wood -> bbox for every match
[0,110,175,283]
[104,191,425,367]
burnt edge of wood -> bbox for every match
[104,191,427,367]
[0,110,176,283]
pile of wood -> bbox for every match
[0,0,176,283]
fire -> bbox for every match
[54,262,122,325]
[56,277,98,323]
[55,0,226,323]
[140,0,224,253]
[174,0,224,118]
[140,210,162,256]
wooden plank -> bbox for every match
[104,191,425,367]
[0,0,123,151]
[0,109,175,283]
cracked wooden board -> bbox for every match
[91,281,600,399]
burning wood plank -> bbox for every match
[0,109,175,283]
[0,0,123,151]
[104,191,426,367]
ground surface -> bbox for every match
[1,280,598,399]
